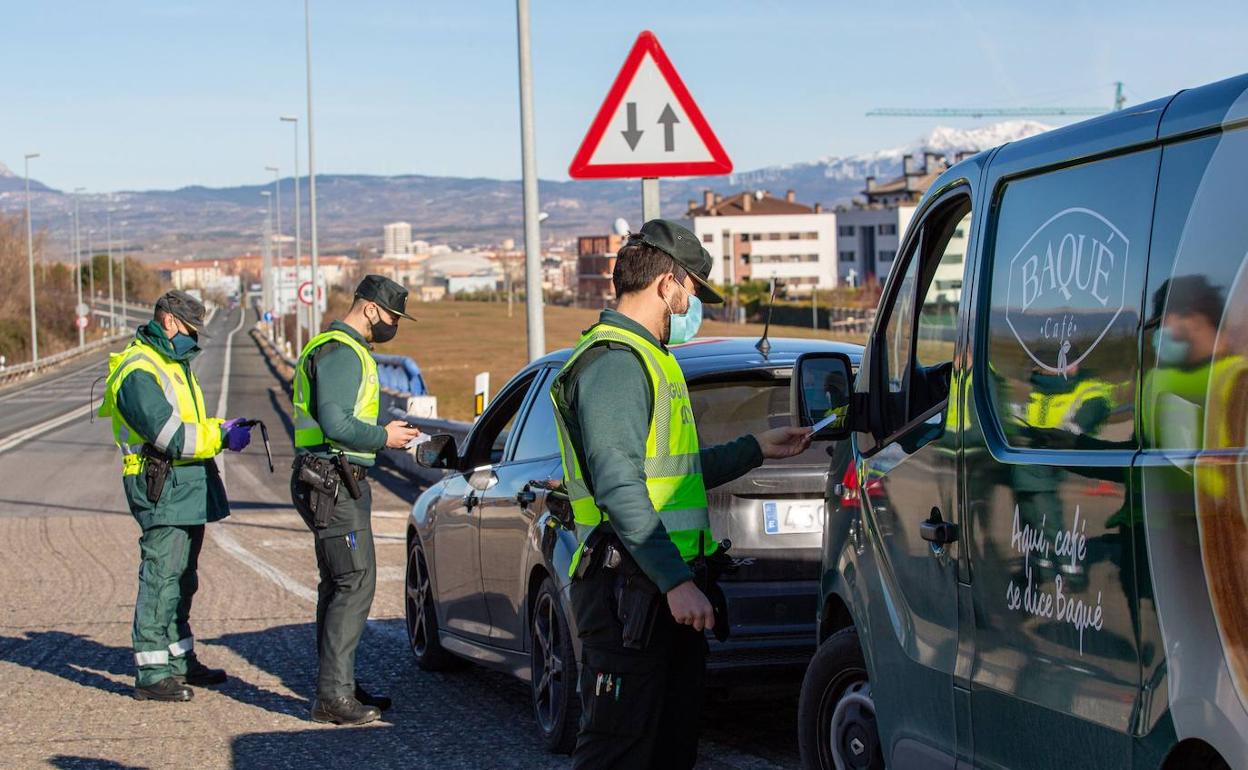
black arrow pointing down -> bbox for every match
[622,102,643,150]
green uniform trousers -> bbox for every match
[570,564,708,770]
[290,469,377,700]
[133,524,204,687]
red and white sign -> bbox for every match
[75,316,89,330]
[298,280,323,305]
[568,30,732,179]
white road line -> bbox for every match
[0,400,101,455]
[208,306,320,605]
[211,524,317,605]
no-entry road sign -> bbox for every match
[569,30,731,179]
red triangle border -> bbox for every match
[568,30,733,179]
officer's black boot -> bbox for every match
[181,653,227,686]
[311,695,381,726]
[354,684,392,712]
[135,676,194,702]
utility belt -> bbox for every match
[294,453,365,529]
[574,526,735,649]
[134,444,218,506]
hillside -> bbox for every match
[0,121,1049,262]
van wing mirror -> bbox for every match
[415,434,459,470]
[791,352,857,441]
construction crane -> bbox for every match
[868,82,1126,118]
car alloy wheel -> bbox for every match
[405,544,432,658]
[531,590,565,732]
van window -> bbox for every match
[860,193,969,450]
[1142,130,1248,452]
[983,150,1157,451]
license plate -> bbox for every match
[763,501,824,535]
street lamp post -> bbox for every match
[73,188,84,346]
[515,0,545,361]
[304,0,321,334]
[119,221,127,330]
[107,210,115,331]
[261,191,273,341]
[24,153,40,362]
[280,116,303,351]
[266,165,283,348]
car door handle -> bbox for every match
[920,506,959,545]
[464,492,479,511]
[516,487,537,507]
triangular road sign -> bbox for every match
[569,30,732,179]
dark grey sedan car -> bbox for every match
[404,336,862,753]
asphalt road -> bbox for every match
[0,305,803,770]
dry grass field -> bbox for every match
[383,300,866,420]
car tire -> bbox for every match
[798,627,882,770]
[405,538,463,672]
[529,576,580,755]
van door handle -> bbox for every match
[516,487,537,507]
[920,507,959,545]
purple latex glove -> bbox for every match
[222,418,252,452]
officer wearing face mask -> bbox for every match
[550,220,812,768]
[98,290,252,702]
[290,274,421,726]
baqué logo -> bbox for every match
[1005,208,1129,378]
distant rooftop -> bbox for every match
[686,189,822,217]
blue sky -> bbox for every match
[2,0,1244,192]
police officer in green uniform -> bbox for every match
[98,290,253,702]
[290,275,421,726]
[551,220,812,768]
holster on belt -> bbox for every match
[141,444,172,505]
[296,455,340,529]
[602,537,662,651]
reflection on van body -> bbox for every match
[796,73,1248,770]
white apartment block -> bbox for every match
[687,190,838,292]
[834,206,916,285]
[383,221,412,257]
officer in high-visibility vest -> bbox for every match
[98,290,253,702]
[290,274,421,726]
[551,220,812,768]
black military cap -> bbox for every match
[355,274,416,321]
[155,289,211,337]
[635,219,724,304]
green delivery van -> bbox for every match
[792,73,1248,770]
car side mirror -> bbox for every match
[416,434,458,470]
[791,352,856,441]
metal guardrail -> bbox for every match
[0,333,129,388]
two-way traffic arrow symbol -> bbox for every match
[622,103,644,150]
[658,103,679,152]
[621,102,681,152]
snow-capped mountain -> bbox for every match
[0,161,13,178]
[730,120,1051,198]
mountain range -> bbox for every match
[0,121,1050,262]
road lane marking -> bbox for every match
[210,523,316,605]
[215,306,247,486]
[0,400,100,455]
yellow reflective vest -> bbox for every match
[552,324,714,576]
[293,329,381,465]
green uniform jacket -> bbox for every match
[295,321,388,466]
[114,321,230,529]
[556,309,764,592]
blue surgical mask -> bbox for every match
[1153,328,1190,366]
[666,284,703,345]
[171,332,198,355]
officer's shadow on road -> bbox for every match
[0,628,312,719]
[0,631,134,697]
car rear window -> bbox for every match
[690,377,831,466]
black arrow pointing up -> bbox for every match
[621,103,643,150]
[658,104,679,152]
